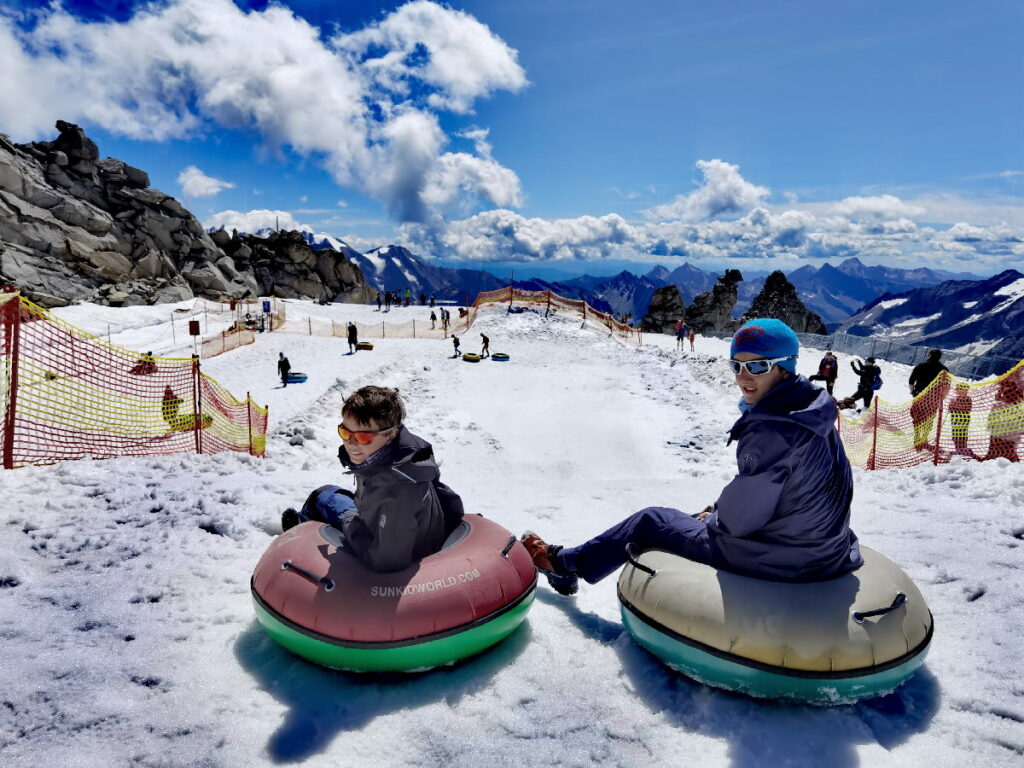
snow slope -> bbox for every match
[1,302,1021,767]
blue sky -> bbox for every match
[1,0,1022,277]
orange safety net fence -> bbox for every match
[837,362,1024,469]
[273,287,642,345]
[1,289,267,469]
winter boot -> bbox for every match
[520,532,579,596]
[281,508,301,532]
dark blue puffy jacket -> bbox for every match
[707,375,863,581]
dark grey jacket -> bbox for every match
[339,427,464,572]
[707,375,863,581]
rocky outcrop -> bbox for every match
[221,230,377,303]
[0,121,374,308]
[685,269,743,333]
[737,270,827,334]
[641,284,685,334]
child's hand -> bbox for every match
[694,505,714,522]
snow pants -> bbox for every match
[558,506,714,585]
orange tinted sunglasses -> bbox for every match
[337,424,397,445]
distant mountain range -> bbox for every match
[836,269,1024,366]
[262,229,1023,361]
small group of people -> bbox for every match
[431,307,453,331]
[673,320,696,351]
[282,318,865,619]
[376,289,437,312]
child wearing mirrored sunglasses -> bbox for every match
[282,385,464,572]
[522,318,862,596]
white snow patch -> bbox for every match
[962,300,979,309]
[878,297,909,310]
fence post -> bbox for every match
[192,357,203,455]
[869,398,879,470]
[413,319,416,339]
[933,375,946,466]
[308,317,312,335]
[382,321,385,339]
[171,313,176,344]
[2,294,22,469]
[246,392,254,457]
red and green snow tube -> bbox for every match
[251,515,536,672]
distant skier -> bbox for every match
[452,335,461,358]
[278,352,291,387]
[347,321,358,354]
[809,350,839,395]
[480,333,490,358]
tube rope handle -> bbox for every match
[852,591,906,624]
[625,542,657,577]
[500,535,516,559]
[281,560,335,592]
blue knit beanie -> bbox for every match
[730,318,799,373]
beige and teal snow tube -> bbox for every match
[618,545,932,704]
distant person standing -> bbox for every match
[480,333,490,358]
[347,321,358,354]
[375,293,382,311]
[809,350,839,395]
[430,310,437,329]
[982,372,1023,462]
[278,352,291,388]
[430,295,436,308]
[688,328,696,352]
[909,349,949,397]
[419,292,427,306]
[948,383,979,459]
[404,288,412,307]
[675,321,687,351]
[384,291,392,311]
[452,335,461,358]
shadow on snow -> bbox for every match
[233,619,532,764]
[539,589,941,768]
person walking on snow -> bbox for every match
[347,321,358,354]
[452,335,461,358]
[430,310,437,329]
[277,352,291,387]
[480,333,490,358]
[809,350,839,395]
[520,318,862,596]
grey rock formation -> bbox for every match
[640,284,686,334]
[221,230,377,304]
[737,270,828,334]
[685,269,743,333]
[0,121,374,308]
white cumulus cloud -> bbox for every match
[642,160,770,222]
[204,209,307,234]
[0,0,524,224]
[177,166,235,198]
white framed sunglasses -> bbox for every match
[728,356,796,375]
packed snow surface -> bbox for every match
[1,300,1022,767]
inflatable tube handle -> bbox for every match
[625,543,657,577]
[500,535,516,559]
[281,560,336,592]
[852,591,906,624]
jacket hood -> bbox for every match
[729,375,837,441]
[338,425,438,480]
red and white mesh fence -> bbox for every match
[838,365,1024,469]
[1,289,267,469]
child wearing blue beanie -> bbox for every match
[521,316,861,595]
[730,318,800,374]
